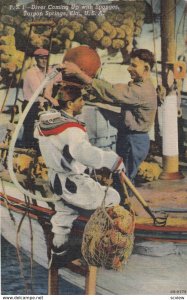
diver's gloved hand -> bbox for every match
[112,157,126,174]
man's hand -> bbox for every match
[50,98,59,107]
[61,61,82,76]
[61,61,93,85]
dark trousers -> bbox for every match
[113,132,150,201]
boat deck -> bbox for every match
[129,166,187,227]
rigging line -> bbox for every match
[0,106,16,167]
[183,13,186,35]
[0,178,16,224]
[150,0,159,87]
[101,172,114,223]
[46,26,55,74]
[175,9,186,57]
[0,192,34,210]
[13,24,33,110]
[25,195,34,294]
[16,210,30,294]
[41,23,55,100]
[26,2,56,98]
[0,76,14,113]
[13,10,35,114]
[161,0,182,18]
[3,198,34,210]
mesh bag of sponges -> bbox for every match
[81,204,135,270]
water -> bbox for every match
[1,236,84,295]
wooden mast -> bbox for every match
[160,0,184,179]
[161,0,176,84]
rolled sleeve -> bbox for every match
[92,78,141,106]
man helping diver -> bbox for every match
[61,48,157,188]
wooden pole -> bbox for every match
[160,0,183,180]
[48,265,59,295]
[85,265,97,295]
[161,0,176,81]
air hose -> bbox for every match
[7,67,61,202]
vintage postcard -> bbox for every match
[0,0,187,298]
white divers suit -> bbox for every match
[35,110,121,247]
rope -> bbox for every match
[15,193,36,294]
[161,0,182,18]
[150,0,159,87]
[91,169,114,222]
[13,25,33,113]
[16,210,30,294]
[101,172,114,223]
[0,193,33,210]
[0,77,14,113]
[182,13,186,36]
[175,8,186,58]
[0,108,17,166]
[0,178,16,224]
[46,26,55,74]
[13,6,41,112]
[25,196,34,294]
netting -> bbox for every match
[81,204,135,270]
